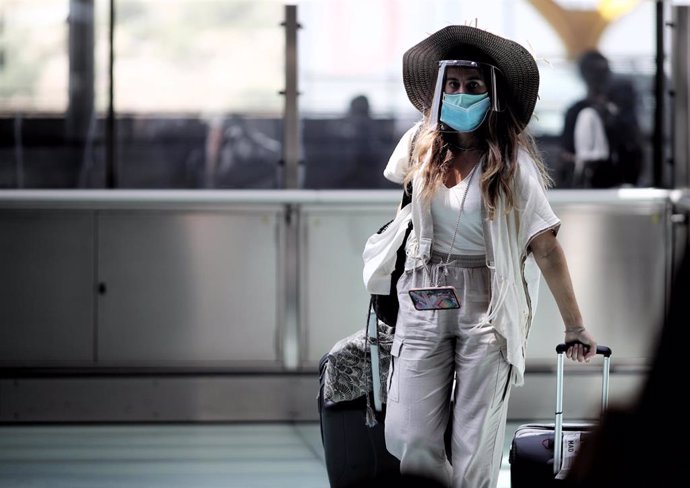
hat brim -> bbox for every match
[403,25,539,129]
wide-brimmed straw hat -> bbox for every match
[403,25,539,129]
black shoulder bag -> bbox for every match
[370,125,420,328]
[370,186,413,328]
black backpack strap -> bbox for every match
[561,100,591,154]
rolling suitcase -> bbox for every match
[317,306,402,488]
[318,352,401,488]
[509,342,612,487]
[318,307,453,488]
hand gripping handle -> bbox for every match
[556,341,612,357]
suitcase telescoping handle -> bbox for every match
[555,343,612,356]
[553,341,612,476]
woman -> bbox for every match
[380,25,597,488]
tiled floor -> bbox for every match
[0,421,527,488]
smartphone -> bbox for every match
[408,286,461,311]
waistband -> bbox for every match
[429,251,487,268]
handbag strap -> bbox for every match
[365,123,423,427]
[364,297,380,426]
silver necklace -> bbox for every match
[443,161,479,266]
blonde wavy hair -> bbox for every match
[403,106,553,220]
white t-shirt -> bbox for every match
[574,107,609,162]
[430,171,485,255]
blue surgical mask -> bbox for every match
[439,92,491,133]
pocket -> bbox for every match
[489,347,511,408]
[387,339,404,403]
[396,263,423,300]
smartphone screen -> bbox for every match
[408,286,461,311]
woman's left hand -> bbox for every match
[564,328,597,362]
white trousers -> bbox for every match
[385,253,512,488]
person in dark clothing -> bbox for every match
[339,95,387,188]
[559,50,642,188]
[605,76,644,186]
[563,251,686,487]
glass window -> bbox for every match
[0,0,285,189]
[111,0,284,189]
[297,0,657,190]
[0,0,661,190]
[0,0,107,188]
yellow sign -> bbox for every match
[528,0,641,59]
[597,0,640,21]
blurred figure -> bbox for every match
[302,94,399,189]
[560,50,642,188]
[339,94,389,188]
[203,114,280,188]
[563,252,686,487]
[605,76,644,186]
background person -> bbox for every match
[203,114,281,188]
[338,95,391,188]
[605,76,644,187]
[379,25,597,488]
[560,50,642,188]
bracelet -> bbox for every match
[564,326,586,334]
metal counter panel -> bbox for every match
[526,201,668,363]
[97,209,282,365]
[300,205,394,364]
[0,211,95,363]
[0,375,318,422]
[0,189,673,421]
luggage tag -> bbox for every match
[408,286,461,311]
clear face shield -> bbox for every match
[428,60,505,132]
